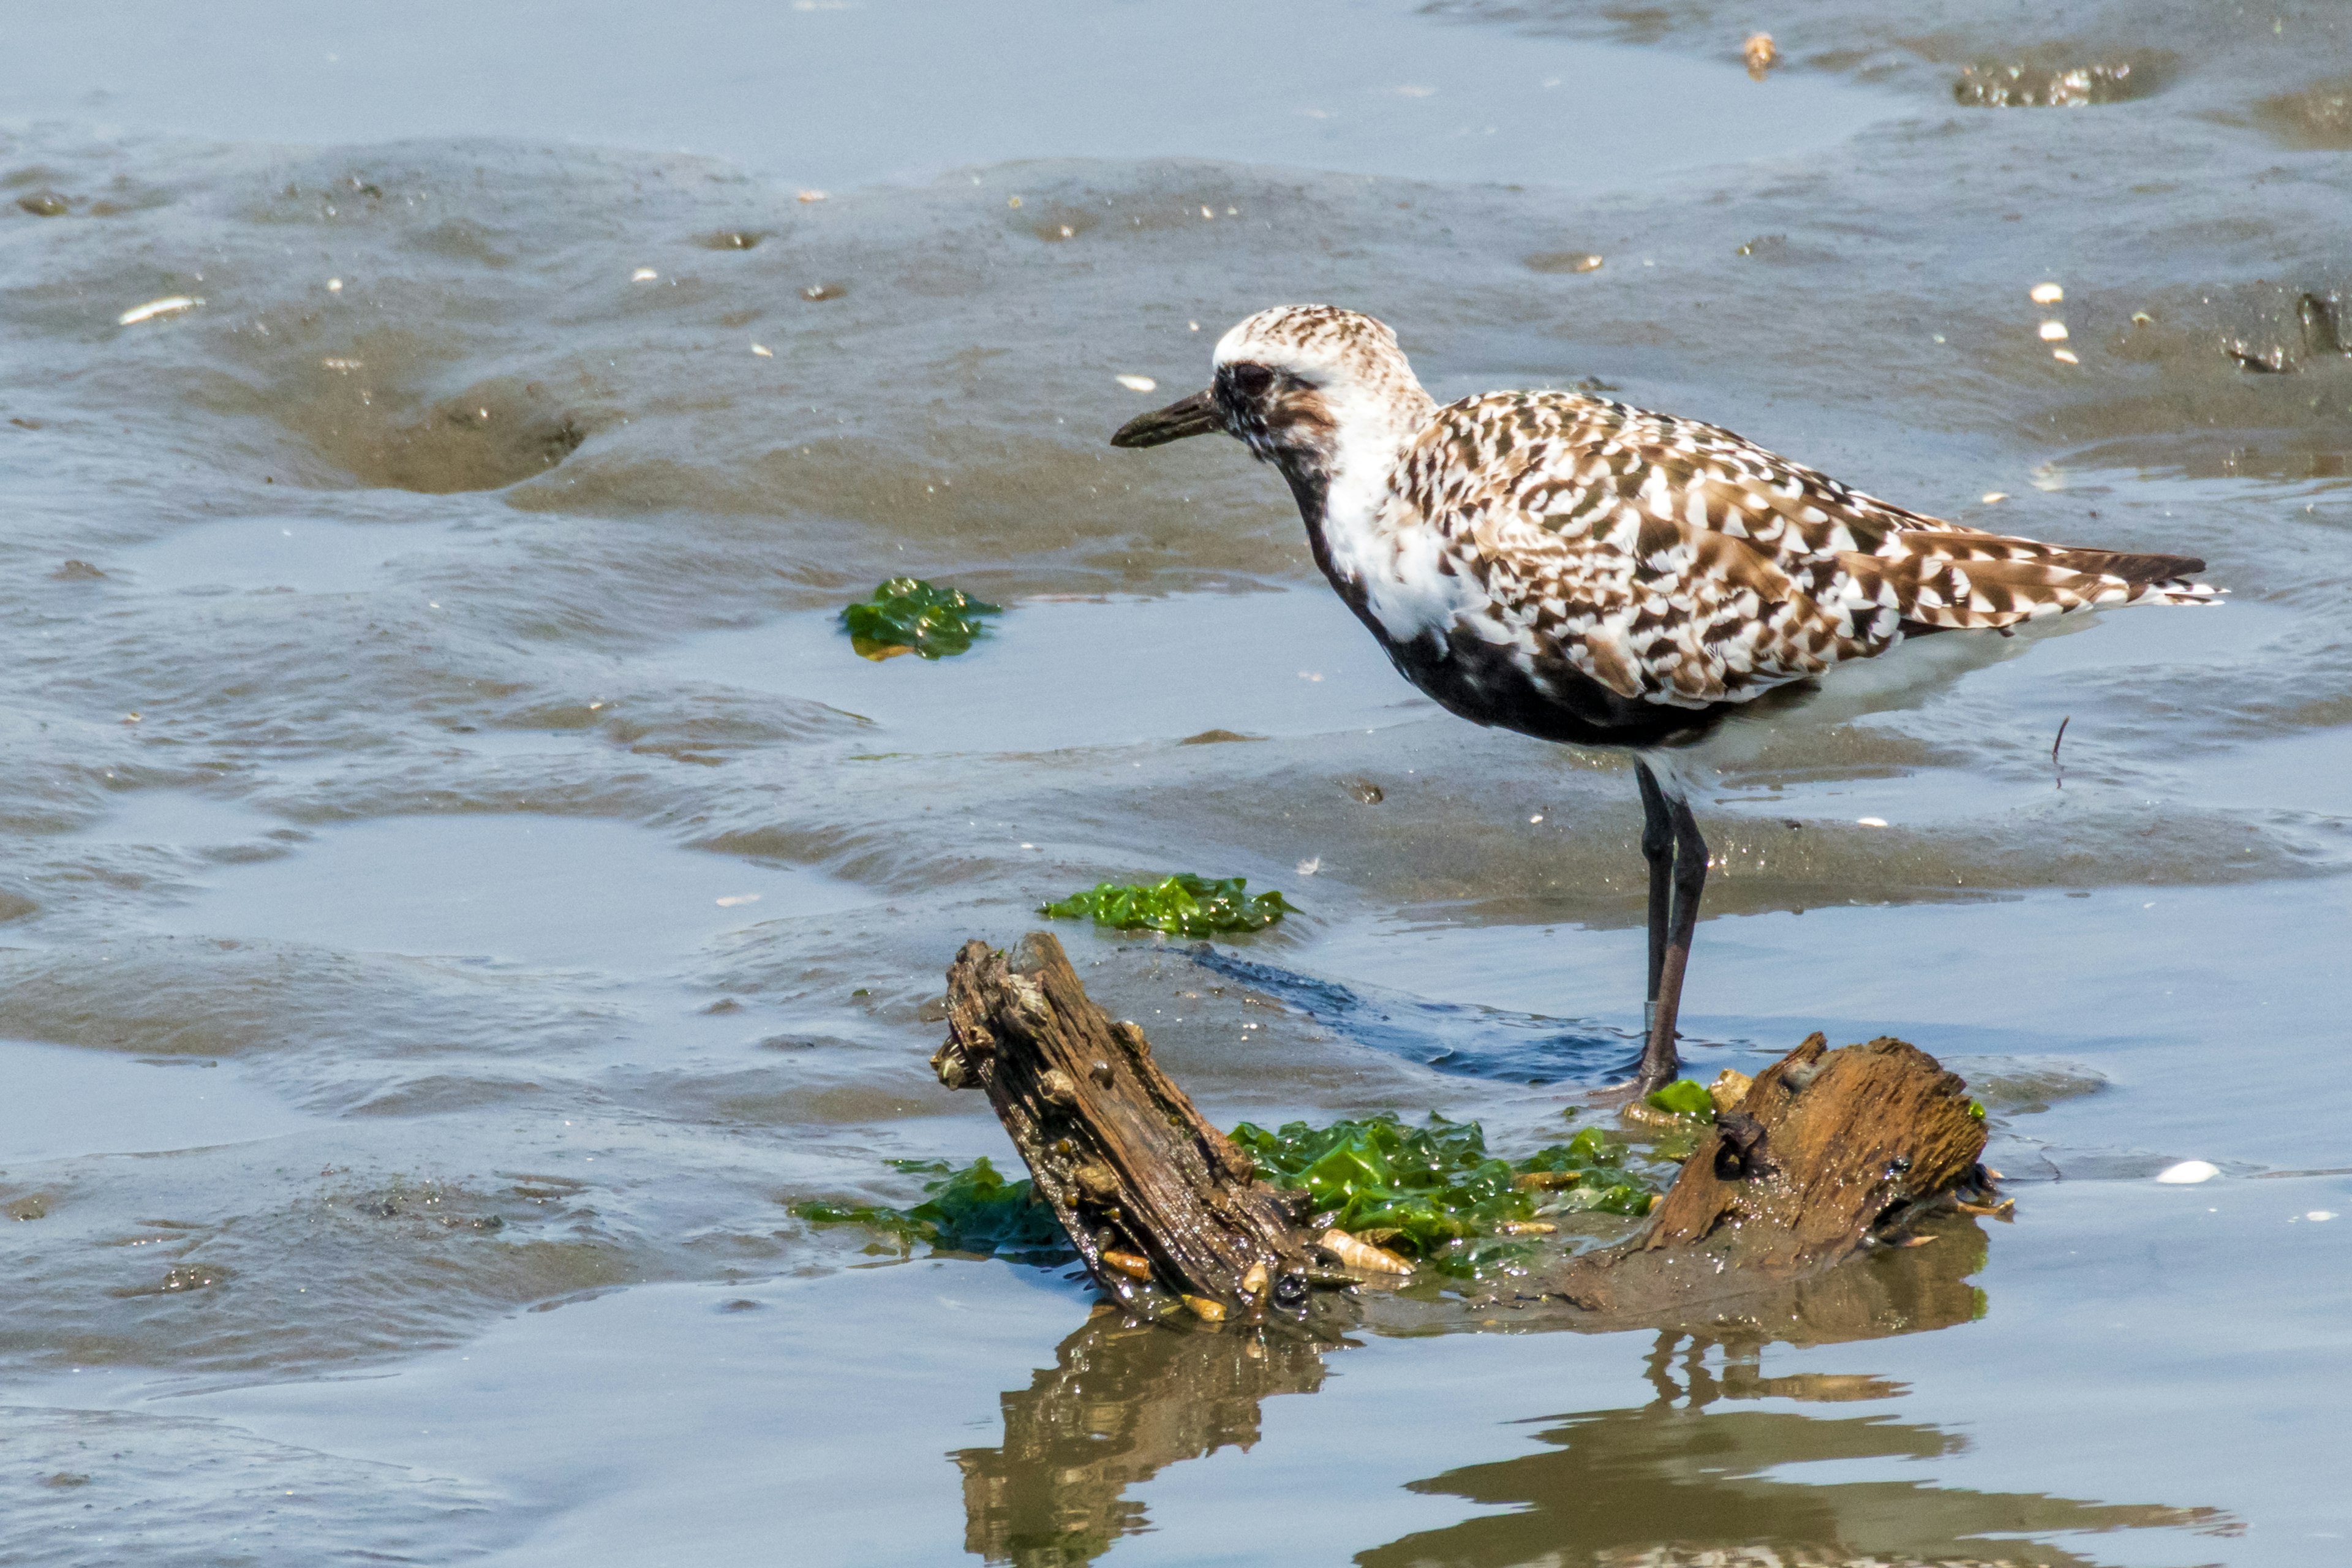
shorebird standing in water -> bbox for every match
[1112,305,2215,1094]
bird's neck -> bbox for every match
[1278,382,1435,592]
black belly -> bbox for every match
[1382,622,1737,750]
[1291,480,1755,750]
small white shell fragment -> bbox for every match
[327,277,344,292]
[2030,282,2065,304]
[750,343,772,357]
[631,268,658,282]
[1318,1227,1414,1276]
[715,894,761,908]
[2038,321,2069,341]
[2052,349,2080,364]
[1981,492,2008,503]
[2307,1210,2337,1222]
[1295,856,1319,876]
[797,189,828,203]
[118,295,200,326]
[2155,1159,2218,1185]
[1115,374,1157,392]
[1856,816,1888,827]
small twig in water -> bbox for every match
[2051,715,2071,790]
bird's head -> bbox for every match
[1110,306,1431,488]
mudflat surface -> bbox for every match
[3,1,2348,1562]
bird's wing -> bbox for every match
[1400,392,2212,708]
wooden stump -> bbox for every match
[932,932,1994,1333]
[932,933,1312,1325]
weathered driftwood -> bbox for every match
[932,932,1993,1333]
[933,933,1310,1324]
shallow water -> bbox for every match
[4,0,2351,1562]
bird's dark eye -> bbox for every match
[1226,363,1275,398]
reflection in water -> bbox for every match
[954,1314,1329,1564]
[954,1223,2233,1566]
[1367,1367,2234,1568]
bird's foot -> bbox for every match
[1585,1063,1677,1109]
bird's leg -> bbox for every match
[1635,791,1709,1095]
[1635,761,1673,1038]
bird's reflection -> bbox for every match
[1366,1349,2233,1568]
[951,1217,2234,1566]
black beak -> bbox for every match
[1110,388,1221,448]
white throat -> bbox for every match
[1310,385,1458,644]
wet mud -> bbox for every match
[2,0,2349,1562]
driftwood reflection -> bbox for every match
[952,1310,1329,1565]
[952,1217,2233,1566]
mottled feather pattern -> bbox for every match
[1137,304,2218,1087]
[1391,390,2214,710]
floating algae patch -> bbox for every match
[790,1156,1070,1261]
[839,577,1001,660]
[1232,1115,1661,1278]
[1041,873,1297,938]
[801,1120,1664,1281]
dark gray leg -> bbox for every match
[1635,789,1708,1095]
[1635,761,1673,1033]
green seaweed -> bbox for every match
[790,1155,1068,1259]
[1230,1115,1660,1276]
[839,576,1001,660]
[1643,1078,1718,1121]
[1039,872,1298,937]
[802,1117,1664,1281]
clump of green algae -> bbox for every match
[839,576,1001,660]
[1039,873,1297,937]
[1637,1077,1723,1161]
[1643,1079,1717,1120]
[788,1157,1068,1259]
[796,1118,1667,1281]
[1232,1115,1658,1276]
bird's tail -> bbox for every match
[1836,532,2217,632]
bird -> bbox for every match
[1110,304,2215,1096]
